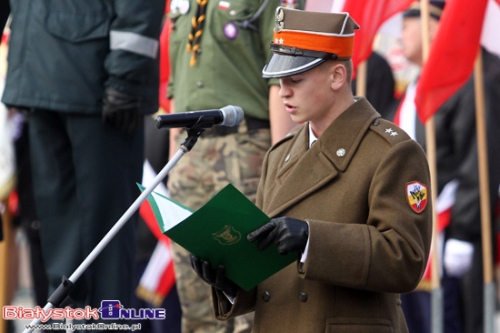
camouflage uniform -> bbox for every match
[169,122,271,333]
[167,0,304,330]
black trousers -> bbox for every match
[29,109,143,313]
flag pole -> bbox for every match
[472,48,495,333]
[355,60,367,98]
[420,0,442,332]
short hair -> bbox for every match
[342,60,353,85]
[329,59,353,86]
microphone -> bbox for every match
[155,105,244,129]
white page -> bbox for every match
[151,191,192,232]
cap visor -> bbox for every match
[262,54,326,79]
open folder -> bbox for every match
[140,183,297,291]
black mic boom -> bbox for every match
[154,105,244,129]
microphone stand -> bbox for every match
[23,123,207,333]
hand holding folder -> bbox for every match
[141,183,297,291]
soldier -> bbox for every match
[191,7,433,333]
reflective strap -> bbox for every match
[110,31,159,59]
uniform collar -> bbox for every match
[316,97,380,172]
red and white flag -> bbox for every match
[136,160,176,307]
[481,0,500,56]
[340,0,413,71]
[306,0,413,72]
[415,0,489,123]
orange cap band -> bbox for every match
[273,30,354,58]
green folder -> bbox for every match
[142,183,297,291]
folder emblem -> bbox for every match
[212,225,242,245]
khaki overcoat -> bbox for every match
[213,98,433,333]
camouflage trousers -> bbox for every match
[168,122,271,333]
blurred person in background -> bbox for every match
[1,1,165,331]
[166,0,304,332]
[392,2,500,332]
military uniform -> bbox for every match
[212,98,432,333]
[203,7,433,333]
[167,0,304,332]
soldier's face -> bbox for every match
[278,62,336,132]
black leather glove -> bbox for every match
[102,87,142,134]
[190,255,238,298]
[247,217,309,255]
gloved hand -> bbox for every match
[102,87,142,134]
[190,255,238,298]
[443,238,474,277]
[247,217,309,255]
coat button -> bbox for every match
[373,119,380,126]
[262,291,271,302]
[197,81,204,88]
[299,292,308,302]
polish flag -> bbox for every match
[311,0,413,71]
[415,0,489,123]
[136,160,176,306]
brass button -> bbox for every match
[373,119,380,126]
[299,292,308,302]
[262,291,271,302]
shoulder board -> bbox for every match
[369,117,411,145]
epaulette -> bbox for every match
[369,117,411,146]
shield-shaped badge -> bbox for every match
[406,181,428,213]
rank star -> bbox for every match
[278,38,284,44]
[390,131,398,136]
[385,128,393,133]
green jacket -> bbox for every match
[2,0,165,114]
[168,0,304,119]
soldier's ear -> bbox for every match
[330,63,347,91]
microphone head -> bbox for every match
[220,105,244,127]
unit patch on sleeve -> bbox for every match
[406,181,428,213]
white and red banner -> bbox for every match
[416,0,489,123]
[136,160,176,307]
[307,0,413,71]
